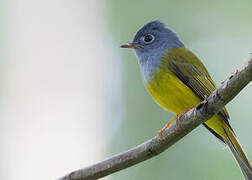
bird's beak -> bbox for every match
[120,42,142,48]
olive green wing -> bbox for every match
[164,47,232,141]
[165,47,216,99]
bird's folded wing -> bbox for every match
[164,47,230,124]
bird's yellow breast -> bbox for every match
[147,62,201,114]
[146,59,226,139]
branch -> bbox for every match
[58,55,252,180]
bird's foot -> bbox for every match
[157,116,176,137]
[157,109,191,137]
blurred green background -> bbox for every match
[1,0,251,180]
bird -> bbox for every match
[120,20,252,179]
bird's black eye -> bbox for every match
[143,34,154,44]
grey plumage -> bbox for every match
[132,20,184,84]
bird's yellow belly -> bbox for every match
[147,66,226,139]
[147,66,201,114]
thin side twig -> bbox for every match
[59,55,252,180]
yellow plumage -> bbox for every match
[144,47,251,177]
[147,47,227,140]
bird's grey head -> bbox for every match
[121,20,184,63]
[121,21,184,84]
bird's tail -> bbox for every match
[223,123,252,179]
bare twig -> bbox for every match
[58,55,252,180]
